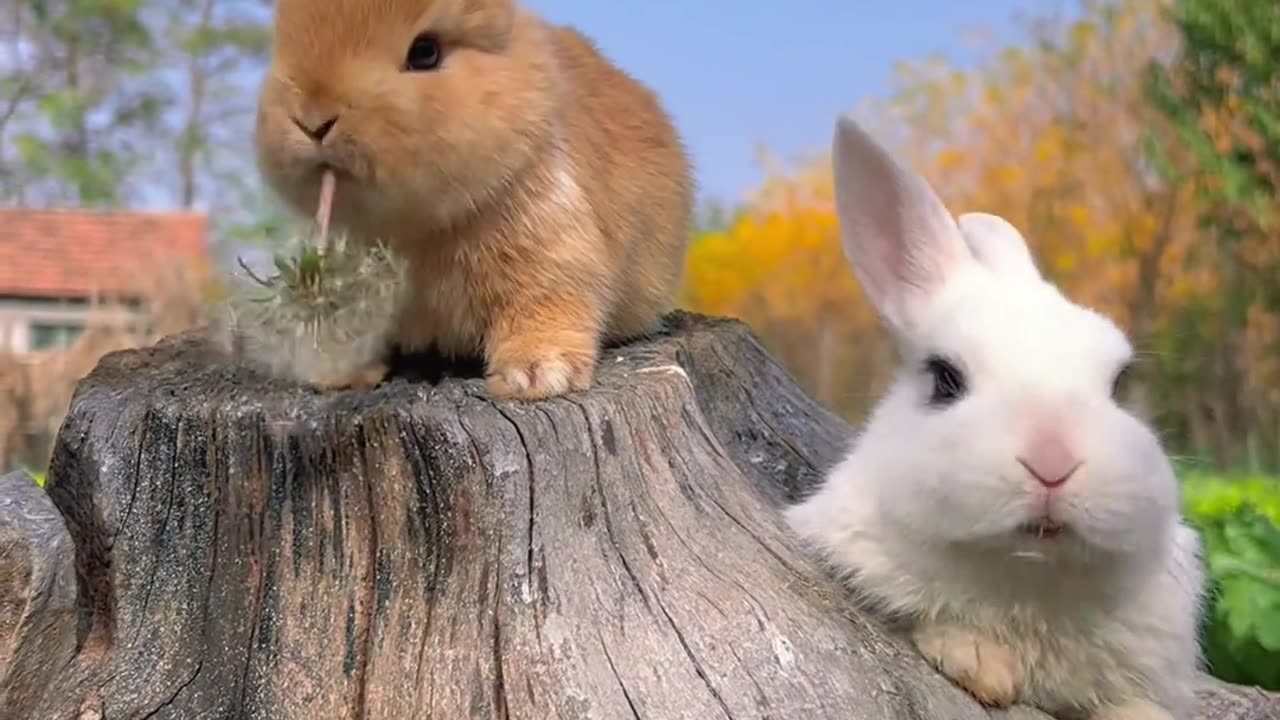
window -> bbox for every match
[28,321,84,351]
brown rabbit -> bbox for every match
[254,0,694,399]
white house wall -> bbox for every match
[0,298,135,354]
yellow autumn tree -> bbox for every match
[680,157,893,418]
[680,0,1275,466]
[890,0,1278,465]
[883,0,1212,335]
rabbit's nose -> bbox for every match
[293,115,339,143]
[1017,431,1081,488]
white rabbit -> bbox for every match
[784,113,1206,720]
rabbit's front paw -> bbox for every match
[1090,699,1175,720]
[913,624,1021,708]
[485,333,597,401]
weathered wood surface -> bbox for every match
[1,312,1276,720]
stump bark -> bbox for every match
[1,312,1276,720]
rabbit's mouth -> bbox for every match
[1015,518,1068,539]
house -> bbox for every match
[0,209,209,353]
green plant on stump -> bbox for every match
[222,170,407,386]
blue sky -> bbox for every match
[526,0,1072,206]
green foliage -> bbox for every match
[0,0,166,206]
[237,236,403,308]
[1148,0,1280,217]
[24,469,47,488]
[1140,0,1280,469]
[0,0,273,230]
[1182,472,1280,689]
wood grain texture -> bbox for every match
[1,312,1276,719]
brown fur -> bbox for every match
[255,0,693,399]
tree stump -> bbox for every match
[1,312,1277,719]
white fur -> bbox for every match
[785,113,1206,720]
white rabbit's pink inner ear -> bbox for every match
[956,212,1043,282]
[831,113,973,334]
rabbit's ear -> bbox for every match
[957,212,1043,282]
[832,113,972,335]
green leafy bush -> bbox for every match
[1181,472,1280,689]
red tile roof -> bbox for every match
[0,209,209,300]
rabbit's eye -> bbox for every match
[924,355,967,407]
[405,34,442,72]
[1111,361,1135,401]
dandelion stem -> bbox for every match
[316,170,336,256]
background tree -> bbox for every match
[0,0,161,206]
[681,0,1280,470]
[681,1,1280,687]
[680,163,893,420]
[1146,0,1280,469]
[0,0,276,259]
[684,0,1204,426]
